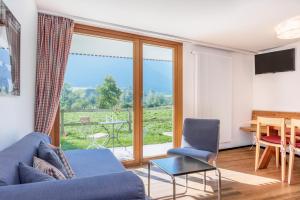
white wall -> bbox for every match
[0,0,256,150]
[253,41,300,112]
[0,0,37,150]
[183,43,254,149]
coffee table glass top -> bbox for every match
[150,156,216,176]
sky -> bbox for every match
[65,33,174,94]
[71,33,173,61]
[65,54,173,94]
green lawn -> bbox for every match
[60,107,173,150]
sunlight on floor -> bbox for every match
[133,166,281,199]
[219,168,280,186]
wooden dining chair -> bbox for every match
[288,119,300,184]
[255,117,286,182]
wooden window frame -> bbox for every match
[51,24,183,167]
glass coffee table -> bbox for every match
[148,156,221,200]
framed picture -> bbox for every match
[0,0,20,96]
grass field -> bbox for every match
[60,106,173,150]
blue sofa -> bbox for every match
[0,133,146,200]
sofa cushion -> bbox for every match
[65,149,125,178]
[38,142,68,177]
[49,145,75,179]
[33,157,66,180]
[0,132,50,185]
[0,180,7,186]
[19,162,55,184]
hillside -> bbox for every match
[65,54,173,94]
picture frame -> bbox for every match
[0,0,21,96]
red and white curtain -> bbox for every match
[34,13,74,134]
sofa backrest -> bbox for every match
[0,132,50,185]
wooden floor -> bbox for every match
[132,147,300,200]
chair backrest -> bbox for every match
[80,116,91,124]
[290,119,300,147]
[181,118,220,153]
[256,117,285,141]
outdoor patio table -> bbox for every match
[98,120,127,150]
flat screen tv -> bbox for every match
[255,48,295,74]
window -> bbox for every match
[52,24,183,165]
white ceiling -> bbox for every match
[36,0,300,52]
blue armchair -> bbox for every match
[167,118,220,164]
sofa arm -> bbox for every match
[0,171,145,200]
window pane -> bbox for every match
[60,34,134,161]
[142,44,174,157]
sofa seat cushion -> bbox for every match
[65,149,125,178]
[0,180,7,186]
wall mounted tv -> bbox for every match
[255,48,295,74]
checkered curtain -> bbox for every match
[34,13,74,134]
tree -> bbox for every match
[60,83,78,110]
[84,89,97,109]
[72,98,90,109]
[96,76,122,109]
[120,87,133,108]
[144,90,171,108]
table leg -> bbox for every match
[258,146,275,169]
[148,162,150,197]
[250,135,255,150]
[217,169,222,200]
[204,171,207,191]
[184,174,188,193]
[115,123,126,149]
[172,176,176,200]
[112,124,115,151]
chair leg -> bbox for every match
[281,146,286,182]
[213,160,217,176]
[288,148,295,184]
[255,142,260,171]
[275,147,280,168]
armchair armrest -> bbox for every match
[0,171,145,200]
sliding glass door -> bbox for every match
[54,24,182,165]
[60,33,135,161]
[142,43,174,158]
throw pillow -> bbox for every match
[37,142,68,177]
[33,156,66,180]
[0,180,7,186]
[19,162,55,184]
[49,144,75,179]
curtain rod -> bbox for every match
[38,10,256,54]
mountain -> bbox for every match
[0,48,12,94]
[65,54,173,94]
